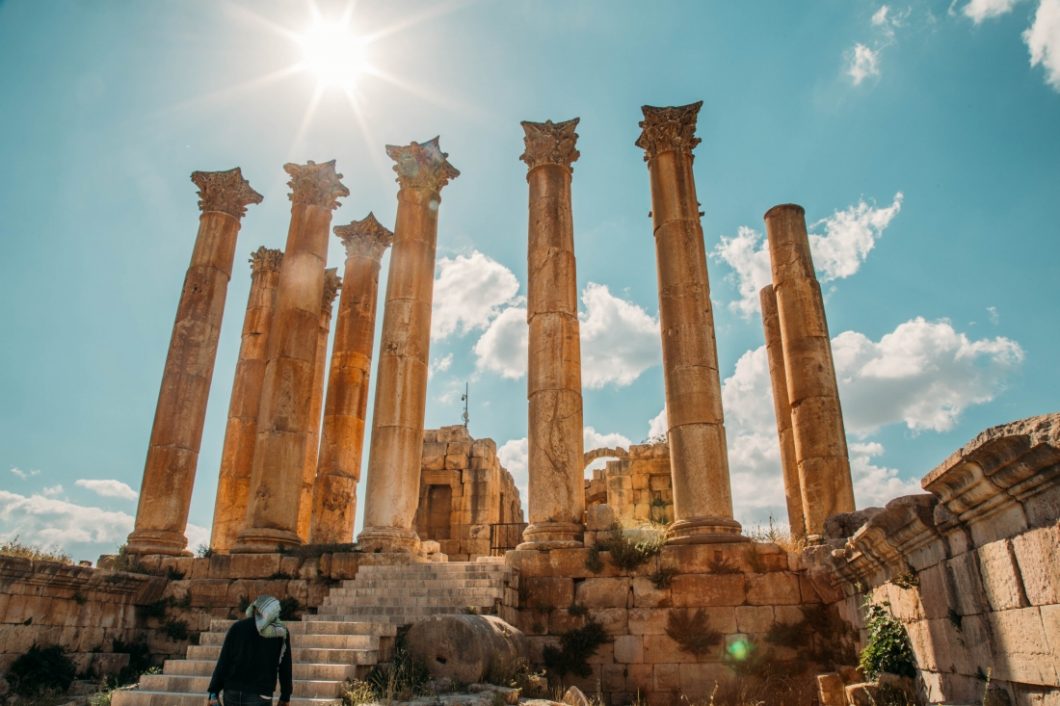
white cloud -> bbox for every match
[963,0,1019,23]
[9,467,40,480]
[431,251,520,340]
[428,353,453,378]
[1024,0,1060,90]
[474,283,660,389]
[873,5,893,25]
[648,408,668,439]
[497,437,529,502]
[584,426,632,472]
[847,43,882,84]
[987,305,1000,324]
[849,442,923,507]
[75,478,138,501]
[713,194,903,317]
[41,484,63,497]
[186,523,211,552]
[0,490,134,553]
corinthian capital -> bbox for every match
[334,212,394,262]
[322,268,342,310]
[520,118,580,173]
[191,167,263,218]
[635,102,703,162]
[249,246,283,275]
[283,160,350,210]
[385,137,460,193]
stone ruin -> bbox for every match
[1,104,1057,706]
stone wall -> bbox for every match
[415,425,525,560]
[809,413,1060,706]
[585,442,673,527]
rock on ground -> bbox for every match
[405,614,527,684]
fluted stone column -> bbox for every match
[359,138,459,553]
[234,160,348,552]
[126,169,262,556]
[210,247,283,553]
[759,285,806,542]
[518,118,586,549]
[297,268,341,541]
[310,214,393,544]
[764,204,854,541]
[636,102,743,544]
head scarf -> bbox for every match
[246,595,287,640]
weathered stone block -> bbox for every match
[671,574,745,607]
[628,608,668,635]
[817,672,845,706]
[643,634,695,664]
[653,663,681,691]
[632,577,671,608]
[614,635,643,664]
[735,605,774,633]
[1011,525,1059,606]
[576,578,631,609]
[524,576,573,610]
[987,607,1057,685]
[745,572,800,605]
[978,539,1027,611]
[679,663,731,697]
[594,607,629,636]
[586,504,615,531]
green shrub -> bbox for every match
[542,618,610,679]
[0,536,71,564]
[591,524,664,572]
[9,645,76,696]
[163,618,190,641]
[859,600,917,679]
[279,596,302,621]
[666,609,721,657]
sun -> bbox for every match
[297,19,369,91]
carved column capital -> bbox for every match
[283,160,350,210]
[322,268,342,310]
[520,118,580,173]
[385,137,460,193]
[249,247,283,276]
[191,167,263,218]
[334,212,394,261]
[635,101,703,162]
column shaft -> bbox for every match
[764,204,855,541]
[234,161,348,552]
[518,118,585,549]
[636,103,743,543]
[210,247,282,553]
[359,138,459,553]
[310,215,392,544]
[759,285,806,542]
[127,168,261,555]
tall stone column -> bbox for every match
[359,138,459,553]
[636,102,742,543]
[297,268,341,541]
[209,247,283,553]
[763,204,854,541]
[759,285,807,542]
[518,118,586,549]
[127,169,262,555]
[310,214,393,545]
[234,160,348,552]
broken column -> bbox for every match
[518,118,586,549]
[759,285,807,542]
[358,138,459,553]
[234,160,348,552]
[127,168,262,555]
[309,214,393,545]
[763,204,854,541]
[636,102,742,543]
[210,246,283,553]
[296,268,341,541]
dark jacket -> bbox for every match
[208,617,293,701]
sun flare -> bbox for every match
[298,19,369,91]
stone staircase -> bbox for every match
[112,558,511,706]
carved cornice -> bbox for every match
[635,101,703,162]
[249,247,283,276]
[520,118,580,173]
[322,268,342,310]
[334,212,394,261]
[283,160,349,210]
[385,136,460,193]
[191,167,263,218]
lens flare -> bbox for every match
[298,20,368,90]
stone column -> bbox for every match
[517,118,586,549]
[763,204,854,541]
[759,285,807,542]
[296,268,341,541]
[209,247,283,553]
[358,138,459,553]
[309,214,393,545]
[126,169,262,556]
[234,160,348,552]
[636,102,743,543]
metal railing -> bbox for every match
[489,522,528,556]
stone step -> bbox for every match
[208,619,397,636]
[198,631,380,650]
[320,594,500,608]
[186,644,379,665]
[138,674,343,700]
[316,604,491,617]
[164,659,369,681]
[112,690,339,706]
[353,568,508,579]
[332,583,503,595]
[340,577,506,590]
[354,565,508,575]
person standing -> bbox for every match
[208,595,293,706]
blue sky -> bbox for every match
[1,0,1057,563]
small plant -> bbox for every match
[112,638,153,685]
[279,596,302,620]
[73,590,88,605]
[339,678,376,706]
[365,630,430,702]
[0,535,72,564]
[542,618,610,679]
[165,566,186,580]
[707,554,740,574]
[590,524,664,572]
[8,644,77,696]
[237,594,251,613]
[584,546,604,573]
[568,603,589,617]
[195,544,214,558]
[112,544,155,574]
[163,618,190,641]
[766,604,857,668]
[890,569,919,589]
[142,599,168,619]
[859,599,916,679]
[666,609,721,657]
[947,607,963,631]
[269,570,295,580]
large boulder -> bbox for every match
[405,614,527,684]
